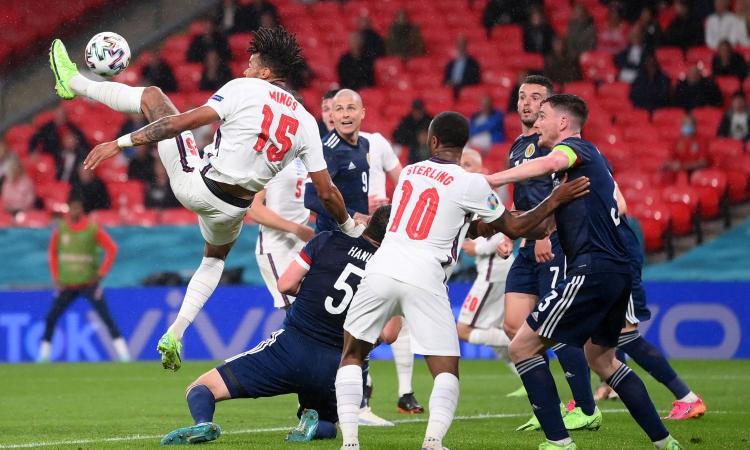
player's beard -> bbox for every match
[521,118,537,129]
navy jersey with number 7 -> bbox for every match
[284,230,377,349]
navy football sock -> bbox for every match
[361,357,371,408]
[516,355,569,442]
[553,344,595,415]
[607,364,669,442]
[314,420,337,439]
[615,347,627,365]
[187,385,216,424]
[619,331,690,400]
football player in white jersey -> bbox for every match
[50,27,362,371]
[456,149,515,366]
[334,112,590,450]
[248,158,313,309]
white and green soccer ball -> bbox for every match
[84,32,131,77]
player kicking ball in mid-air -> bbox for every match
[49,27,363,371]
[160,206,393,445]
[335,112,590,450]
[485,94,683,450]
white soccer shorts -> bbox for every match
[344,273,460,357]
[256,251,296,308]
[457,278,506,329]
[158,131,246,246]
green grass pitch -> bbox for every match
[2,359,749,449]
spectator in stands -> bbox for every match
[482,0,534,36]
[146,161,181,209]
[706,0,748,49]
[117,114,148,158]
[140,53,177,93]
[636,6,661,48]
[629,55,671,111]
[544,36,582,84]
[443,35,481,96]
[718,91,750,140]
[259,10,278,29]
[662,0,705,50]
[469,95,505,152]
[234,0,279,33]
[199,49,234,91]
[318,89,337,137]
[215,0,240,34]
[673,65,724,110]
[393,99,432,151]
[71,165,111,213]
[358,15,385,62]
[28,106,88,163]
[712,39,749,80]
[127,145,156,182]
[337,32,375,90]
[598,4,629,55]
[385,9,425,59]
[187,20,231,64]
[667,114,709,173]
[615,26,653,84]
[0,138,15,187]
[1,158,35,214]
[565,4,597,59]
[56,134,85,184]
[409,128,431,164]
[523,5,555,54]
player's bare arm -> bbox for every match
[277,260,309,296]
[248,190,315,242]
[307,169,351,225]
[84,106,220,170]
[485,151,571,187]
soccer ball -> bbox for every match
[84,32,131,77]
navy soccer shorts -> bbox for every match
[216,327,340,423]
[526,272,632,348]
[505,235,565,297]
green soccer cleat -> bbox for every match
[157,331,183,371]
[49,39,79,100]
[160,422,221,445]
[517,404,568,431]
[506,385,528,398]
[286,409,319,442]
[563,406,602,431]
[657,436,684,450]
[538,440,577,450]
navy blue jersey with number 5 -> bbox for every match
[552,137,630,274]
[284,230,377,349]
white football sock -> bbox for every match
[468,327,511,347]
[38,340,51,361]
[678,391,699,403]
[69,74,144,114]
[424,372,459,445]
[112,337,131,362]
[391,325,414,396]
[550,438,574,446]
[336,365,363,446]
[168,257,225,340]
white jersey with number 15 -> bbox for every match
[203,78,326,193]
[366,158,505,296]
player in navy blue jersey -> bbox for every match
[485,94,683,450]
[306,89,371,233]
[159,206,394,445]
[504,75,598,432]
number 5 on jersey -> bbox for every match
[253,104,299,161]
[325,263,366,314]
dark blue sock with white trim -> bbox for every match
[619,330,690,400]
[515,355,569,442]
[314,420,337,439]
[553,343,595,415]
[186,385,216,424]
[607,364,669,442]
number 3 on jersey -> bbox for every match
[253,104,299,161]
[389,180,440,240]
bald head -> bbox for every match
[333,89,363,107]
[460,148,483,173]
[333,89,365,143]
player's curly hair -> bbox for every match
[364,205,392,245]
[248,26,304,80]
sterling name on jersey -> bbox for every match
[203,78,326,193]
[360,131,399,199]
[255,159,309,256]
[552,137,630,274]
[509,133,555,211]
[284,231,377,349]
[366,158,505,296]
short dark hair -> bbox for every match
[542,93,588,128]
[248,26,303,80]
[522,75,554,95]
[364,205,391,244]
[322,89,339,101]
[429,112,469,149]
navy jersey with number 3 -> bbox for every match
[284,230,377,349]
[508,133,555,211]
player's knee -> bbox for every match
[456,322,473,342]
[503,321,519,340]
[141,86,177,121]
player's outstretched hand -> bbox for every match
[551,175,589,205]
[84,141,122,170]
[496,236,513,259]
[294,224,315,242]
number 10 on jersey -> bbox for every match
[389,180,440,240]
[253,104,299,161]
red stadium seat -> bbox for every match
[36,181,71,214]
[716,76,741,102]
[489,25,523,53]
[106,181,145,211]
[4,124,34,156]
[160,35,191,67]
[661,185,699,236]
[23,153,56,184]
[614,109,650,128]
[580,51,617,83]
[623,124,660,144]
[596,81,630,101]
[655,47,684,67]
[564,81,596,102]
[90,210,124,227]
[228,33,253,61]
[651,107,685,129]
[174,64,203,93]
[686,46,714,71]
[630,201,671,253]
[160,208,198,225]
[13,210,51,228]
[0,211,12,228]
[690,168,728,219]
[692,107,723,133]
[124,209,160,227]
[708,138,744,166]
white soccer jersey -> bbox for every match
[472,233,514,283]
[255,158,309,256]
[204,78,326,193]
[366,158,506,296]
[361,131,399,199]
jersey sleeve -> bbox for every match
[461,174,506,223]
[204,79,245,120]
[552,142,588,169]
[297,117,328,173]
[370,133,399,171]
[294,231,333,270]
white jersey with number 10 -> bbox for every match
[366,158,505,296]
[203,78,326,193]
